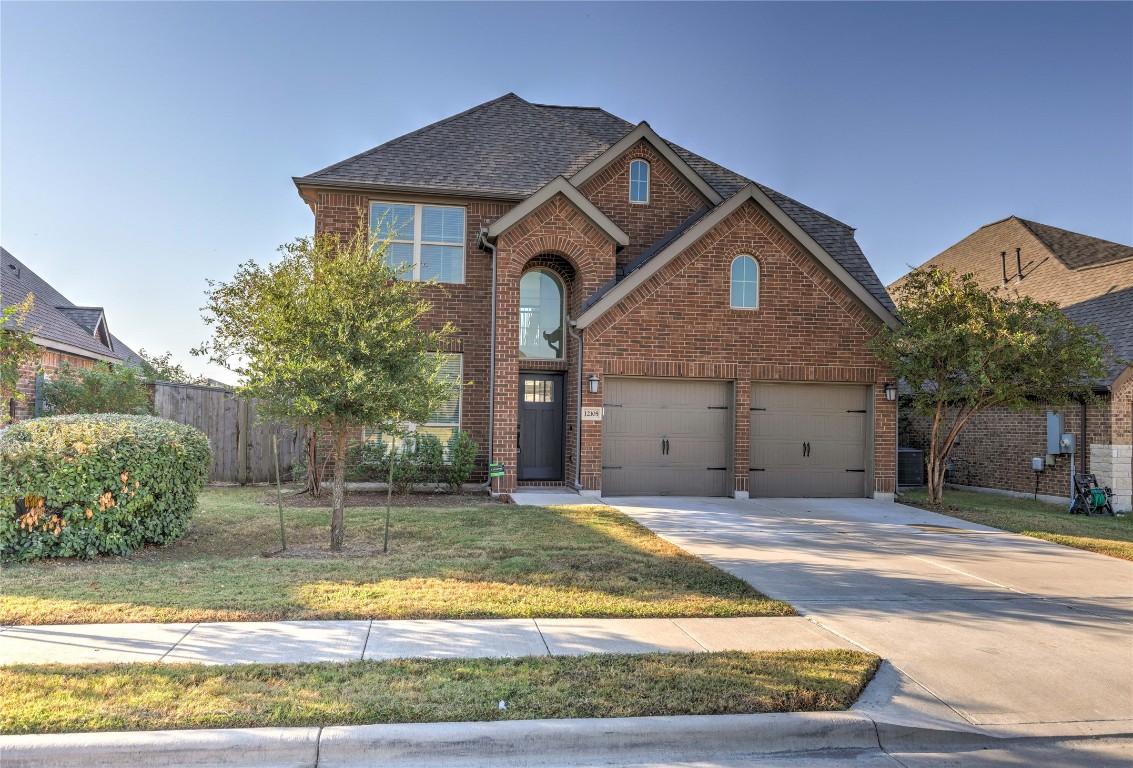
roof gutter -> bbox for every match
[292,177,528,203]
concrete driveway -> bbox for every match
[605,496,1133,738]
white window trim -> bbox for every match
[371,201,466,284]
[629,159,650,204]
[730,254,760,310]
[519,268,566,360]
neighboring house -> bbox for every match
[2,247,140,421]
[293,93,900,498]
[890,217,1133,511]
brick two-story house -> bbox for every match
[293,94,900,498]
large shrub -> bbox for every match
[0,414,211,561]
[42,362,152,415]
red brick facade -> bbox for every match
[303,143,897,498]
[7,348,99,422]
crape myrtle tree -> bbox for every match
[196,222,455,551]
[869,267,1112,504]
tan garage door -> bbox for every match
[750,383,870,497]
[603,378,731,496]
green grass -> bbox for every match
[899,488,1133,561]
[0,651,879,734]
[0,487,791,625]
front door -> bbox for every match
[518,373,564,481]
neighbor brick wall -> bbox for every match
[7,348,99,422]
[900,398,1118,502]
[579,140,708,270]
[580,199,896,496]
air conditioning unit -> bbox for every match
[898,448,925,487]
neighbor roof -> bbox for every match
[890,216,1133,388]
[295,93,895,313]
[1015,218,1133,271]
[1,248,139,365]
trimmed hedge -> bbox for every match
[0,415,211,562]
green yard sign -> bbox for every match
[489,462,505,478]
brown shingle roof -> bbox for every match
[2,248,139,365]
[296,93,895,312]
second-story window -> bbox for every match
[629,159,650,203]
[370,202,465,283]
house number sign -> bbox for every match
[582,407,604,421]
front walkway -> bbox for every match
[0,615,849,666]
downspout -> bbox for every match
[1078,395,1088,473]
[477,228,498,490]
[567,321,584,490]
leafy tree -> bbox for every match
[196,223,455,551]
[139,349,210,385]
[870,267,1113,503]
[42,361,151,416]
[1,292,41,424]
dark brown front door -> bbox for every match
[518,373,564,481]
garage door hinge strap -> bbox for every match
[750,407,767,411]
[749,468,765,472]
[602,466,623,470]
[707,466,728,470]
[845,469,866,472]
[846,409,868,413]
[707,406,729,410]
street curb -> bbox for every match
[3,713,1129,767]
[317,712,880,766]
[0,713,879,767]
[0,726,320,768]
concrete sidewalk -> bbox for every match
[0,615,851,665]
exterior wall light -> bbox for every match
[883,382,897,401]
[588,374,600,394]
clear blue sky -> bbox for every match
[3,1,1130,382]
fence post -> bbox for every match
[237,399,250,485]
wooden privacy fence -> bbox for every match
[153,382,303,484]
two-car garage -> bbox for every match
[601,378,872,498]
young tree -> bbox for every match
[138,349,210,385]
[1,292,41,424]
[196,223,454,551]
[871,267,1113,503]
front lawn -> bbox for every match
[900,488,1133,561]
[0,650,879,734]
[0,487,790,625]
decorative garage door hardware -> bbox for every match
[803,442,811,457]
[707,405,729,410]
[846,409,868,413]
[750,407,767,411]
[661,438,670,455]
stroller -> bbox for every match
[1070,473,1115,516]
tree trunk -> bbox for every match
[306,427,322,499]
[330,428,347,551]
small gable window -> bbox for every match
[629,159,650,203]
[731,255,759,309]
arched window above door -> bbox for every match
[519,269,565,359]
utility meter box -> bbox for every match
[1032,457,1044,472]
[1046,412,1065,455]
[1060,433,1076,454]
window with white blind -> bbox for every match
[370,202,465,283]
[362,353,463,457]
